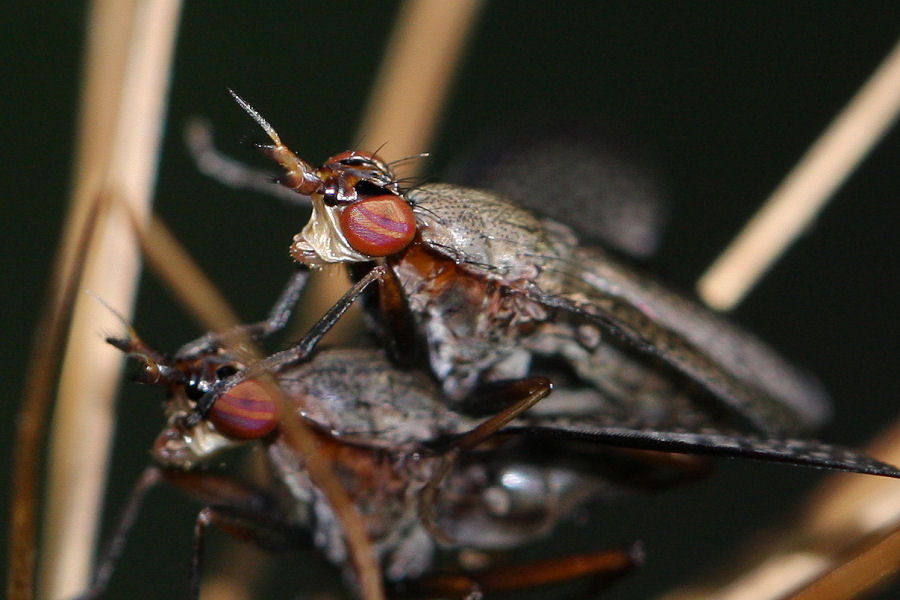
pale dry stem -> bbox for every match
[671,35,900,600]
[38,2,182,599]
[698,37,900,312]
[7,192,106,600]
[355,0,484,170]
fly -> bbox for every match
[206,91,831,446]
[79,294,648,599]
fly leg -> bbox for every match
[173,467,312,600]
[394,544,642,599]
[189,504,310,600]
[348,261,419,366]
[370,262,420,366]
[74,466,308,600]
[72,466,163,600]
[173,269,310,359]
[419,377,552,542]
[188,265,389,426]
[183,117,307,205]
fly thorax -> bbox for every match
[290,195,370,264]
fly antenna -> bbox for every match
[86,290,169,368]
[86,290,141,346]
[228,89,323,196]
[228,88,282,145]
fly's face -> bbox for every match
[110,334,281,468]
[295,150,417,264]
[229,93,418,265]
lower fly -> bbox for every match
[79,270,900,599]
[80,289,643,599]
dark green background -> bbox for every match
[4,3,900,599]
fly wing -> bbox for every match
[409,184,827,437]
[443,119,669,259]
[524,244,831,437]
[501,422,900,479]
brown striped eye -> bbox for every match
[207,379,279,439]
[338,194,416,257]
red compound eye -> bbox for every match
[339,194,416,257]
[207,379,279,439]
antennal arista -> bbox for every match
[228,89,323,196]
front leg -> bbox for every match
[188,265,389,426]
[375,264,421,366]
[174,269,310,359]
[74,466,308,600]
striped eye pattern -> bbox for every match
[207,379,279,439]
[339,194,417,257]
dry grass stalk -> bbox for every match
[355,0,484,168]
[135,214,243,333]
[7,194,105,600]
[38,2,182,598]
[665,35,900,600]
[697,37,900,312]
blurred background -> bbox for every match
[3,2,899,598]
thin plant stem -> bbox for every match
[7,192,105,600]
[697,37,900,311]
[38,2,182,598]
[355,0,484,169]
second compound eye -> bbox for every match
[338,194,416,257]
[207,379,279,439]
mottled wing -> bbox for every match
[502,422,900,479]
[443,119,669,259]
[276,349,452,447]
[410,183,828,437]
[523,244,830,437]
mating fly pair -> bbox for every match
[95,259,899,600]
[91,91,900,599]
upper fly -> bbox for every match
[226,91,829,439]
